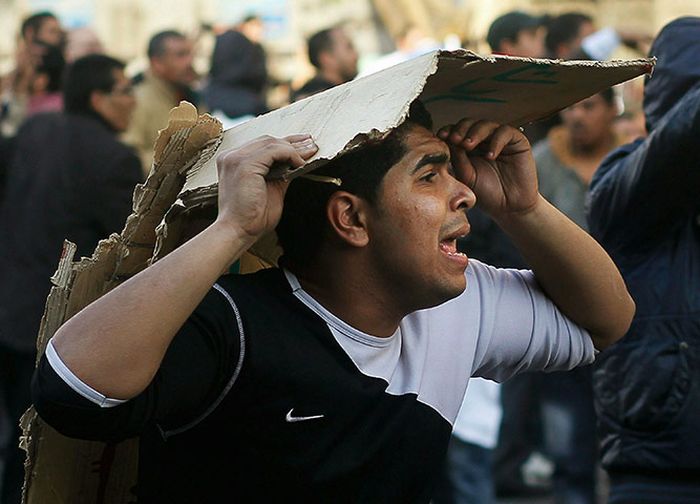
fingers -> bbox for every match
[438,119,526,159]
[217,134,319,177]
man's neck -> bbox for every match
[292,259,405,338]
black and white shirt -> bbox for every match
[32,261,594,503]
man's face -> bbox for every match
[557,21,595,58]
[94,69,136,132]
[364,125,475,311]
[152,37,196,86]
[35,17,63,47]
[561,94,617,150]
[329,29,359,82]
[510,26,545,58]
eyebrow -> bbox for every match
[410,152,449,175]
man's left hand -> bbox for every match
[438,119,538,221]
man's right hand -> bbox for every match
[214,135,318,242]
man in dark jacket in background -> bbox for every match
[0,54,141,503]
[204,15,268,122]
[587,16,700,503]
[291,26,358,102]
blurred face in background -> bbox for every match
[561,93,618,151]
[328,28,359,82]
[500,26,546,58]
[151,36,196,87]
[32,16,64,47]
[92,69,136,132]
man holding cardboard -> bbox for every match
[31,95,634,501]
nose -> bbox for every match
[451,178,476,212]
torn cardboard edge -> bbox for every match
[182,49,654,197]
[21,102,224,504]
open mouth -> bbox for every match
[439,226,469,264]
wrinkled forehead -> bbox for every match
[381,123,450,180]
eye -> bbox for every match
[420,171,437,182]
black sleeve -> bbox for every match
[31,282,244,442]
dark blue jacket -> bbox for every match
[587,17,700,478]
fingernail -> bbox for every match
[292,135,313,144]
[487,151,495,158]
[466,137,473,143]
[297,140,318,150]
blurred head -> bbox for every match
[21,11,63,47]
[63,54,136,132]
[545,13,595,59]
[238,14,264,44]
[487,11,546,58]
[560,88,618,151]
[277,101,475,310]
[65,27,104,63]
[308,26,358,83]
[148,30,196,86]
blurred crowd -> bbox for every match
[0,7,697,504]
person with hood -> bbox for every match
[204,15,268,125]
[587,16,700,503]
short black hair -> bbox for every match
[147,30,185,59]
[545,13,593,55]
[276,100,433,270]
[21,11,56,40]
[307,27,337,69]
[63,54,124,115]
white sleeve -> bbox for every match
[466,260,596,382]
[581,27,621,60]
[45,338,127,408]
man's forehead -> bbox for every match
[401,124,449,154]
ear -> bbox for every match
[326,191,369,248]
[89,90,106,116]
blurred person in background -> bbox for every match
[25,42,65,116]
[64,27,104,63]
[486,11,547,59]
[545,12,652,61]
[433,378,502,504]
[587,17,700,504]
[1,11,64,137]
[204,15,268,126]
[291,25,358,102]
[0,54,142,504]
[124,30,197,174]
[532,87,621,504]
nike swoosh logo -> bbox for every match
[285,408,324,423]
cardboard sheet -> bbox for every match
[182,49,653,194]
